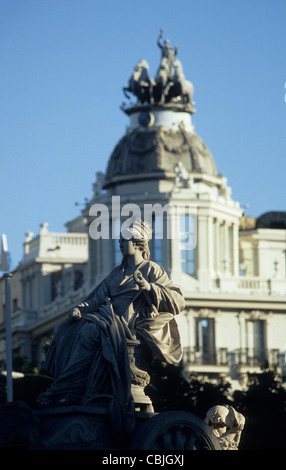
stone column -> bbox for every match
[169,206,183,282]
[232,223,239,277]
[197,214,211,290]
[223,221,230,274]
[207,215,214,274]
[215,218,220,273]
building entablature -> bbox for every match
[240,227,286,243]
[183,292,286,312]
[20,223,88,268]
[7,282,87,337]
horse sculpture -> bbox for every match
[173,59,194,104]
[122,30,194,107]
[123,59,155,104]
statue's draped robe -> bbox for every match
[41,261,184,417]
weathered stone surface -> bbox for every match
[104,126,217,188]
[0,401,222,450]
[131,410,221,450]
[123,29,195,109]
[205,405,245,450]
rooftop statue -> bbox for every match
[37,220,185,429]
[156,27,178,81]
[123,29,194,108]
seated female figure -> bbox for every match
[37,220,185,415]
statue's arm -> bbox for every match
[149,282,185,315]
[157,28,164,49]
[69,274,111,319]
[141,263,185,315]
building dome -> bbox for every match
[256,211,286,229]
[104,107,217,188]
[103,31,217,189]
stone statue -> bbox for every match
[173,59,194,104]
[157,28,178,80]
[123,59,155,104]
[174,161,192,189]
[155,29,180,104]
[205,405,245,450]
[37,220,185,427]
[122,31,194,107]
[92,171,105,197]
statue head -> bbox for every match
[120,219,152,262]
[125,219,152,241]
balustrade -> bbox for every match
[183,346,282,369]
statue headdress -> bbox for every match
[124,219,152,242]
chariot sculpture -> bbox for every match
[123,29,194,108]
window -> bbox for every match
[113,218,122,266]
[150,215,163,266]
[239,264,246,276]
[180,214,196,276]
[51,271,62,301]
[12,298,18,313]
[114,239,122,266]
[246,319,267,366]
[195,318,216,364]
[73,270,84,290]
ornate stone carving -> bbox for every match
[205,405,245,450]
[104,126,217,187]
[0,403,223,450]
[123,59,155,105]
[122,30,195,109]
[131,410,221,450]
[174,162,192,189]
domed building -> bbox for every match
[85,34,242,301]
[1,33,286,389]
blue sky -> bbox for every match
[0,0,285,269]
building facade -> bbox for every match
[1,36,286,388]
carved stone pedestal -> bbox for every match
[0,400,222,450]
[127,339,154,412]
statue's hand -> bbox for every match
[150,310,159,318]
[134,270,151,291]
[69,307,82,321]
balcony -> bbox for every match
[22,228,88,265]
[213,276,286,296]
[234,347,285,371]
[183,347,285,376]
[183,347,229,374]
